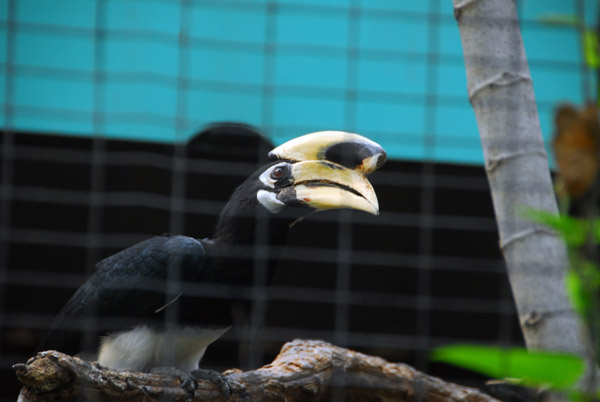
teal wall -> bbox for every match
[0,0,596,165]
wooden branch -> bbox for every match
[15,339,499,402]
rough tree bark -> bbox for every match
[452,0,591,358]
[14,339,499,402]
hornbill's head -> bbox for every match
[255,158,380,216]
[257,130,386,216]
[213,131,386,245]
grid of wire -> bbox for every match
[0,130,517,379]
[0,0,593,400]
[1,1,592,161]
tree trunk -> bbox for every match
[452,0,590,357]
[14,339,499,402]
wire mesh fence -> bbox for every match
[0,0,594,400]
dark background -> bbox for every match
[0,127,522,400]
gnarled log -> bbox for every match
[15,339,499,402]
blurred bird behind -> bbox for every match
[553,103,600,216]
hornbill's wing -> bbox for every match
[38,234,207,357]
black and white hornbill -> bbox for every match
[37,131,386,388]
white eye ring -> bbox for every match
[270,165,289,180]
[259,162,290,188]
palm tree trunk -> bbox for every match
[452,0,590,359]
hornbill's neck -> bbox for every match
[210,160,306,248]
[210,178,299,248]
[211,201,295,248]
[202,169,303,284]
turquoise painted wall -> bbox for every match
[0,0,596,165]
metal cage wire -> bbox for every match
[0,0,594,400]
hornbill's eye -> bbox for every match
[270,165,289,180]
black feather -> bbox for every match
[38,235,207,356]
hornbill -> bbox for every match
[37,131,386,393]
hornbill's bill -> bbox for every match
[37,131,386,391]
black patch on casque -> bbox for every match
[375,153,386,169]
[319,161,344,170]
[323,141,377,169]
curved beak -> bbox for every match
[269,131,387,175]
[277,160,379,215]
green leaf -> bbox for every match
[584,29,600,69]
[567,391,589,402]
[566,268,590,317]
[538,13,581,27]
[432,345,584,390]
[567,261,600,321]
[522,209,587,246]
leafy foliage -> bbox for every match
[433,209,597,399]
[521,208,598,247]
[584,29,600,69]
[432,345,584,390]
[524,209,600,325]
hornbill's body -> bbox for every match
[38,131,386,375]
